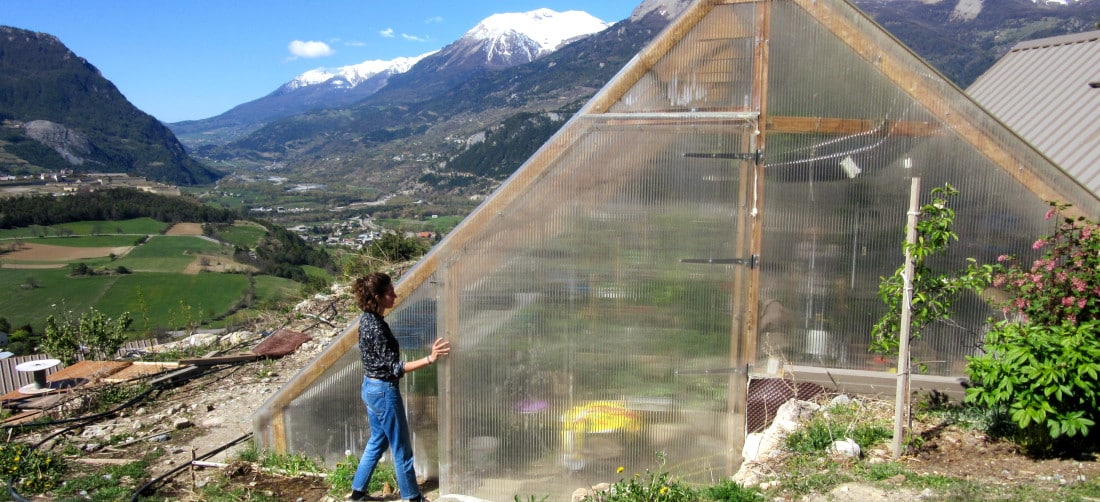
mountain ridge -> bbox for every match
[0,26,221,185]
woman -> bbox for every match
[348,272,450,502]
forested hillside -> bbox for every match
[0,188,235,229]
[0,26,221,185]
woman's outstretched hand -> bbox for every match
[430,338,451,362]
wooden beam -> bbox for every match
[177,354,259,366]
[767,116,941,137]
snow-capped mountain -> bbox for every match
[171,8,611,146]
[430,8,612,70]
[283,53,434,92]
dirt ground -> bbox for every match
[165,222,204,236]
[181,253,257,274]
[0,242,133,263]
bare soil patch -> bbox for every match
[1,263,66,269]
[0,242,133,261]
[181,254,258,275]
[166,223,204,236]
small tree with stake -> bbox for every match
[871,182,991,457]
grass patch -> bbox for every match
[51,457,150,502]
[376,216,463,234]
[98,272,251,330]
[115,235,227,273]
[213,222,267,249]
[0,267,118,325]
[783,401,892,454]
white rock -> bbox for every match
[830,438,861,458]
[830,394,852,407]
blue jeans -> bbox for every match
[352,377,421,500]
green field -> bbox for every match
[114,235,227,273]
[95,273,251,331]
[377,215,464,234]
[0,222,311,339]
[213,222,267,248]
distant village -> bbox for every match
[0,171,180,198]
[284,217,438,250]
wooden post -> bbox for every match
[892,177,920,459]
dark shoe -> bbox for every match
[346,490,367,501]
[406,496,429,502]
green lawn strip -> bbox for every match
[376,216,462,234]
[302,265,332,281]
[96,272,250,331]
[53,217,168,236]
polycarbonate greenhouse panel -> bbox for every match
[754,0,1099,376]
[429,119,757,499]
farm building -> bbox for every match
[253,0,1100,499]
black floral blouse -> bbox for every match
[357,312,405,381]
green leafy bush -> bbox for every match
[965,321,1100,453]
[40,307,133,364]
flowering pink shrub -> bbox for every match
[990,204,1100,327]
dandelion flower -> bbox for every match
[616,466,625,474]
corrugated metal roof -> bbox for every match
[967,30,1100,198]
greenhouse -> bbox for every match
[253,0,1100,499]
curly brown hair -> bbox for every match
[352,272,392,314]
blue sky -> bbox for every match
[2,1,641,123]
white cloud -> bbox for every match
[425,16,443,24]
[401,33,428,42]
[379,28,395,38]
[287,40,335,59]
